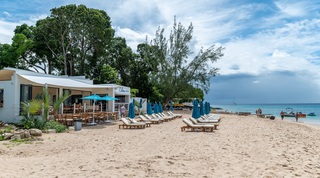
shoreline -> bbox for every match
[1,112,320,177]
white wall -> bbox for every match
[0,81,17,123]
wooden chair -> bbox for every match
[114,112,119,120]
[65,114,75,126]
[80,113,89,125]
[54,114,66,126]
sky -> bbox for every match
[1,0,320,104]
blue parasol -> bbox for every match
[192,99,200,119]
[147,101,153,115]
[80,94,102,125]
[170,101,174,111]
[199,100,204,116]
[99,95,119,101]
[128,102,135,119]
[139,98,142,108]
[204,102,208,115]
[98,95,119,122]
[154,102,159,114]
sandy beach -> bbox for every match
[1,112,320,177]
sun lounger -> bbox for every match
[201,115,221,122]
[151,114,169,122]
[189,118,219,129]
[119,118,146,129]
[139,115,162,124]
[181,118,215,132]
[128,118,151,127]
[158,112,175,120]
[155,113,171,122]
[167,111,182,118]
[144,114,164,123]
[198,117,219,123]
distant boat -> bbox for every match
[283,108,306,118]
[307,113,316,116]
[283,107,295,117]
[298,113,306,118]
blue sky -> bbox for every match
[1,0,320,104]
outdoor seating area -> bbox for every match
[53,111,119,126]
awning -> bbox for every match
[18,74,113,89]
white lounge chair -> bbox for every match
[181,118,216,132]
[119,118,146,129]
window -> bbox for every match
[0,89,3,108]
[20,85,32,103]
[20,85,32,114]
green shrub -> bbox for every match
[17,116,45,130]
[4,125,13,133]
[45,120,66,133]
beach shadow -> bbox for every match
[81,122,119,130]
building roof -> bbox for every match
[1,67,120,89]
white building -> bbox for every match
[0,67,131,123]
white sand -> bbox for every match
[1,112,320,177]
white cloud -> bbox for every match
[2,11,11,17]
[275,1,307,17]
[114,26,152,51]
[0,20,19,44]
[272,50,290,57]
[2,0,320,103]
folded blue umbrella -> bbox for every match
[147,101,153,115]
[128,102,135,118]
[170,101,174,111]
[192,99,200,119]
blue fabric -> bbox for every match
[147,102,153,115]
[200,100,204,116]
[204,102,208,114]
[139,98,142,108]
[128,102,135,118]
[81,94,102,101]
[170,101,174,111]
[192,99,200,119]
[154,102,159,114]
[98,95,119,101]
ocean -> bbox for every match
[213,103,320,125]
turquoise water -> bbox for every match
[213,103,320,125]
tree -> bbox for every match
[106,37,135,86]
[141,17,224,104]
[95,64,121,84]
[0,43,17,69]
[34,4,114,76]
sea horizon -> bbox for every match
[212,103,320,125]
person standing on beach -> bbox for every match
[120,105,126,117]
[280,111,284,120]
[295,112,299,122]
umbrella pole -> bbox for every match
[105,101,111,123]
[88,101,97,125]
